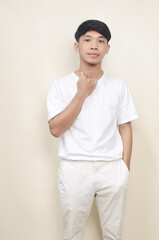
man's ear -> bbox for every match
[106,44,110,54]
[74,42,79,52]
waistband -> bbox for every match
[61,158,123,164]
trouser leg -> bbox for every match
[58,160,94,240]
[95,160,129,240]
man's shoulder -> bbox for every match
[103,72,128,95]
[53,72,75,85]
[104,72,125,86]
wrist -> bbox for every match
[76,91,87,102]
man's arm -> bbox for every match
[119,122,132,171]
[49,72,97,138]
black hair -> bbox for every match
[75,19,111,43]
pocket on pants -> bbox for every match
[58,161,64,178]
[58,160,66,191]
[121,159,130,174]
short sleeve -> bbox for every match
[117,82,139,125]
[47,80,66,121]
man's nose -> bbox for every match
[90,40,98,49]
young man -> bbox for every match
[47,19,138,240]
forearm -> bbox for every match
[49,72,98,138]
[49,92,86,137]
[119,122,132,170]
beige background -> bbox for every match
[0,0,159,240]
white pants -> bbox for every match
[58,159,129,240]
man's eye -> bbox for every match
[85,39,90,42]
[99,40,104,43]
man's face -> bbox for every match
[74,30,110,66]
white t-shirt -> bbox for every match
[47,72,138,161]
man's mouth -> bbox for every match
[88,53,99,57]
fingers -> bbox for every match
[80,72,97,84]
[78,72,97,94]
[89,78,97,86]
[90,78,97,83]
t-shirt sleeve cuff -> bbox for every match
[118,114,139,125]
[47,109,63,122]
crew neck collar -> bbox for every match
[72,71,105,82]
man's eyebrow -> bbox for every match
[83,34,105,39]
[83,35,92,38]
[97,36,105,38]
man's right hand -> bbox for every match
[77,72,98,100]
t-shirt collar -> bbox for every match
[72,72,105,85]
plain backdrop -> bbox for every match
[0,0,159,240]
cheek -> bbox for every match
[79,46,88,56]
[100,50,107,58]
[102,47,108,56]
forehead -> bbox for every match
[82,30,105,39]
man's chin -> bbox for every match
[88,61,100,66]
[85,59,101,66]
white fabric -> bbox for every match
[58,159,129,240]
[47,72,138,161]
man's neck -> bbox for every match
[75,64,104,80]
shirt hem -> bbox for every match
[60,155,122,161]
